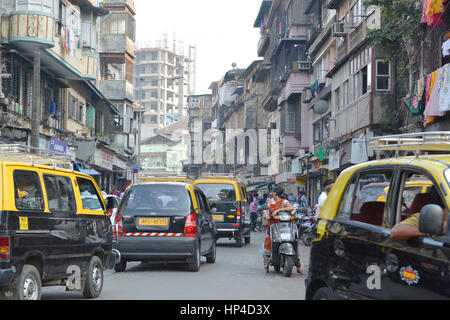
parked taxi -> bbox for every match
[0,145,115,300]
[305,132,450,300]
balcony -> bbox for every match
[2,11,56,49]
[100,80,134,102]
[100,35,135,58]
[281,134,302,157]
[101,0,135,13]
[257,32,270,57]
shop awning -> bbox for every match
[73,163,101,176]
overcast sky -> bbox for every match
[135,0,263,94]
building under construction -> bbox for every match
[134,37,196,140]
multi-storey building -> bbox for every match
[254,0,312,195]
[134,45,195,140]
[0,0,140,192]
[99,0,136,155]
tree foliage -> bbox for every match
[365,0,424,58]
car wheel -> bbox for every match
[114,259,127,273]
[17,265,42,300]
[312,287,335,300]
[206,240,216,263]
[83,256,104,299]
[235,233,243,247]
[187,243,201,272]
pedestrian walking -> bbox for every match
[315,180,334,216]
[250,193,259,232]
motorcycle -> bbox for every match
[299,209,317,246]
[255,205,266,232]
[267,211,300,277]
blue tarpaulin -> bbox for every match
[73,163,101,176]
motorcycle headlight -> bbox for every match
[278,212,292,222]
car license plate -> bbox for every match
[212,215,224,222]
[139,218,169,226]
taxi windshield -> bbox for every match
[118,184,191,216]
[196,183,236,201]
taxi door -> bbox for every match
[41,171,83,277]
[326,168,396,299]
[194,189,213,253]
[377,169,450,299]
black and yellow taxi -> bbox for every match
[0,145,115,300]
[112,176,216,272]
[193,176,251,247]
[305,132,450,300]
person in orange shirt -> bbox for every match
[263,187,304,274]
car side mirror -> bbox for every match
[419,204,445,236]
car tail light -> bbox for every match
[108,209,114,216]
[236,207,241,221]
[113,214,123,239]
[0,236,10,261]
[184,213,198,235]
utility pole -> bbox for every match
[31,50,41,150]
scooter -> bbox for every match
[268,211,300,277]
[300,211,317,246]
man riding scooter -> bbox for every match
[263,187,305,275]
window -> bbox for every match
[77,178,104,211]
[394,172,437,225]
[14,170,44,211]
[338,171,393,226]
[118,185,191,214]
[196,183,236,202]
[150,115,158,124]
[376,60,391,91]
[78,103,84,123]
[44,175,76,215]
[286,112,295,133]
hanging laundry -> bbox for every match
[421,0,447,26]
[64,26,70,52]
[426,0,446,16]
[443,39,450,57]
[439,64,450,112]
[424,69,444,127]
[410,77,426,116]
[68,27,75,56]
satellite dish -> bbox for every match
[314,100,329,114]
[231,63,237,69]
[366,5,381,30]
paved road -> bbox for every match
[41,231,310,300]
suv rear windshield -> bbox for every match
[196,183,236,201]
[118,184,191,216]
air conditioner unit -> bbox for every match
[332,22,347,37]
[297,61,312,72]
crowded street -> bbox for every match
[41,231,310,300]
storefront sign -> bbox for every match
[94,148,113,171]
[50,138,68,155]
[328,149,340,171]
